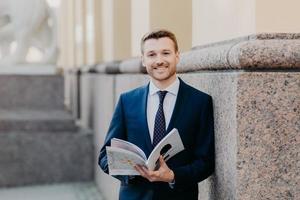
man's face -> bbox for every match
[142,37,179,84]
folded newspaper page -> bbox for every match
[106,128,184,175]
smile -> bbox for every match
[154,66,168,70]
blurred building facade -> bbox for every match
[0,1,298,200]
[57,0,300,67]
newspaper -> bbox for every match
[106,128,184,175]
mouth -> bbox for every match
[154,67,168,74]
[153,66,168,70]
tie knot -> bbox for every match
[158,91,168,103]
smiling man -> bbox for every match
[99,29,215,200]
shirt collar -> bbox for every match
[149,77,180,96]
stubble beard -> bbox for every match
[150,66,176,87]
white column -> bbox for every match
[131,0,150,56]
[85,0,96,65]
[113,0,131,60]
[75,0,86,66]
[60,0,76,68]
[93,0,103,63]
[102,0,114,62]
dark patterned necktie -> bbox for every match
[153,91,168,147]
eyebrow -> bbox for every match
[146,49,172,53]
[146,51,155,54]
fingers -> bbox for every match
[134,156,174,182]
[158,156,174,182]
[134,165,148,178]
[159,155,166,166]
[134,164,160,182]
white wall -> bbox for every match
[256,0,300,32]
[192,0,255,46]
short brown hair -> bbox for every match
[140,29,178,53]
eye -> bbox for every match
[147,53,155,57]
[163,52,170,55]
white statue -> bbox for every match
[0,0,58,65]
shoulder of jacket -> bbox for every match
[120,84,148,99]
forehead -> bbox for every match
[143,37,176,53]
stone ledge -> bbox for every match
[119,57,145,74]
[76,33,300,74]
[96,61,121,74]
[0,109,77,132]
[178,33,300,72]
[0,64,61,75]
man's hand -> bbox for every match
[135,156,174,183]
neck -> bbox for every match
[152,74,177,90]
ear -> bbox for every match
[175,51,180,65]
[141,55,146,67]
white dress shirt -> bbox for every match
[147,77,180,143]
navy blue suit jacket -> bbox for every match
[99,78,215,200]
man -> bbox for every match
[99,29,215,200]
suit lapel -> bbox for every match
[167,78,187,133]
[140,79,188,154]
[139,84,154,154]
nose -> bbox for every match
[155,55,164,66]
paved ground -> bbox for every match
[0,182,104,200]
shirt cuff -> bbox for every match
[168,178,175,189]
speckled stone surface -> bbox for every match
[236,72,300,200]
[181,73,239,200]
[229,40,300,69]
[253,33,300,40]
[190,72,299,200]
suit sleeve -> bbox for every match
[98,95,127,182]
[173,95,215,185]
